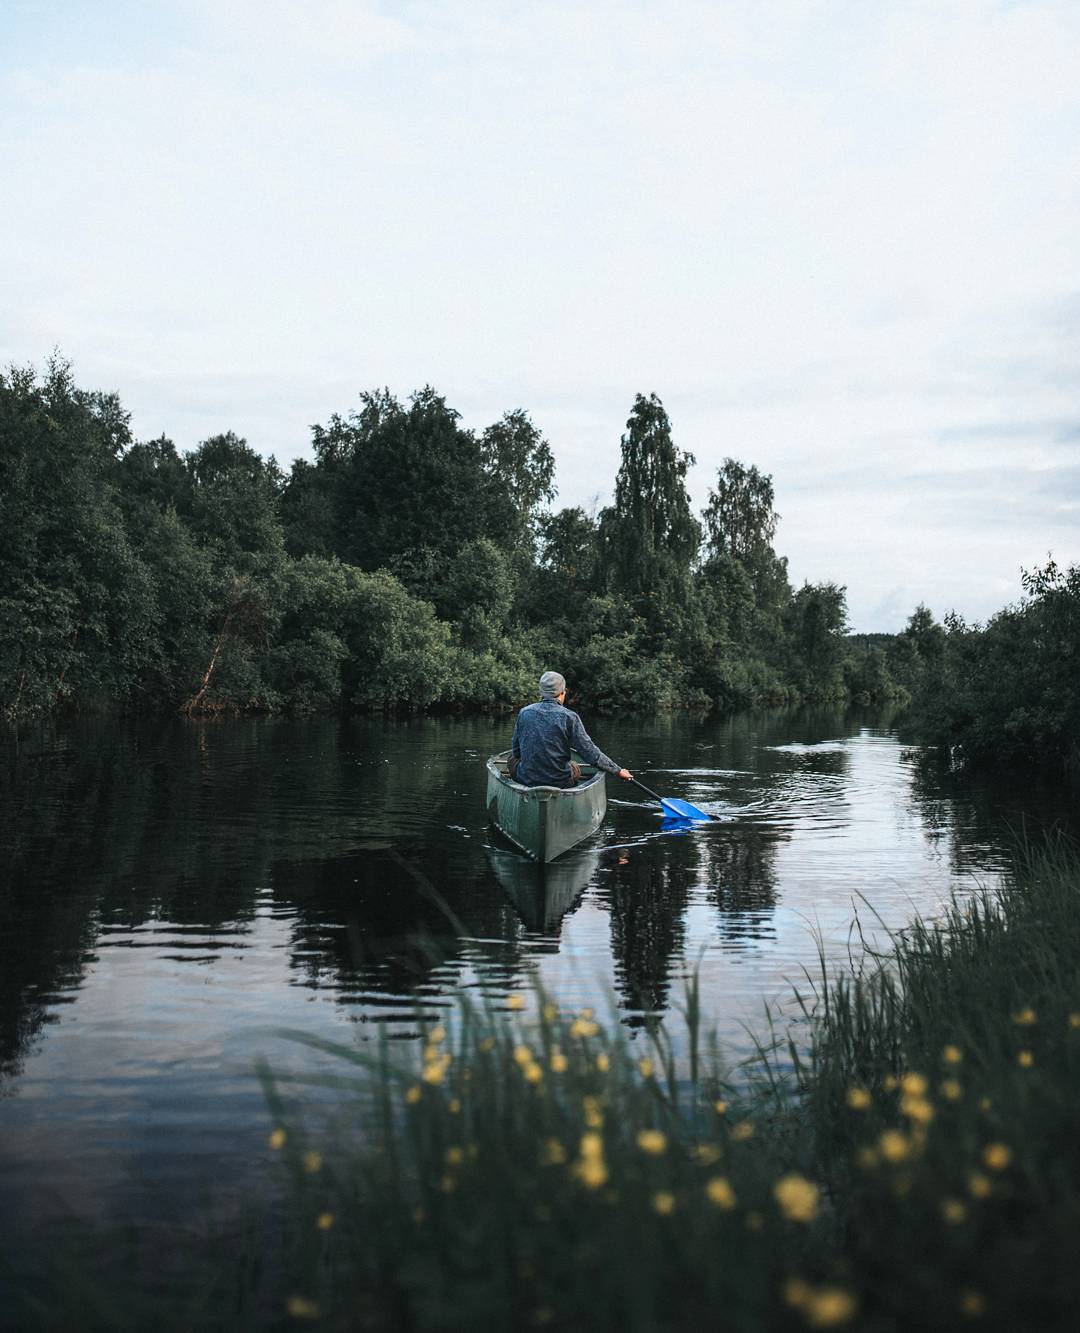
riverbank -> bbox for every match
[8,833,1079,1331]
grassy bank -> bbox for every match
[10,837,1080,1331]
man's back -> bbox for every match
[511,698,620,789]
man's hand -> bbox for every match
[618,768,632,780]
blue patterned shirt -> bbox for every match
[510,699,621,788]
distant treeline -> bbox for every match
[2,357,1075,775]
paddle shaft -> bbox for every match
[628,775,668,804]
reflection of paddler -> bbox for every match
[486,846,600,933]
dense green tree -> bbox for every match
[183,431,285,567]
[598,394,701,635]
[0,358,158,716]
[702,458,778,563]
[479,409,556,557]
[785,582,849,697]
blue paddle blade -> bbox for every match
[658,797,714,821]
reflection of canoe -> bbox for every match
[486,846,600,931]
[485,751,607,862]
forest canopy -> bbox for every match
[3,356,1076,779]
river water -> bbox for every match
[0,708,1064,1236]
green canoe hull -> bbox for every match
[486,751,607,862]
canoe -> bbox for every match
[485,750,607,862]
[486,845,600,932]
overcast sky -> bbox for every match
[3,0,1079,629]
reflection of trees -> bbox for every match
[905,751,1075,876]
[696,826,781,945]
[607,853,690,1024]
[272,843,526,1005]
[0,712,529,1087]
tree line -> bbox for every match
[2,356,1075,777]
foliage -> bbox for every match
[907,562,1080,778]
[9,356,1070,748]
[598,394,701,639]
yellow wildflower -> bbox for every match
[573,1132,608,1189]
[651,1191,676,1216]
[575,1158,608,1189]
[286,1295,320,1320]
[878,1130,910,1163]
[507,994,525,1011]
[449,1098,461,1114]
[405,1085,422,1104]
[638,1057,655,1078]
[979,1096,992,1111]
[942,1198,967,1225]
[959,1290,986,1317]
[1012,1007,1036,1026]
[968,1173,992,1199]
[268,1128,286,1150]
[440,1173,456,1193]
[694,1144,722,1166]
[882,1074,898,1091]
[580,1007,595,1019]
[413,1206,425,1224]
[543,1003,558,1023]
[422,1058,448,1086]
[550,1051,568,1074]
[583,1096,603,1128]
[1018,1050,1034,1068]
[705,1176,737,1210]
[805,1286,857,1328]
[940,1079,963,1101]
[1068,1013,1080,1030]
[637,1129,667,1155]
[570,1019,599,1039]
[783,1278,812,1308]
[543,1138,567,1166]
[943,1044,963,1064]
[513,1044,533,1066]
[845,1087,871,1111]
[524,1062,543,1084]
[317,1212,335,1231]
[479,1036,496,1053]
[900,1072,927,1096]
[983,1142,1012,1171]
[856,1147,878,1170]
[731,1120,755,1143]
[445,1146,464,1166]
[303,1151,323,1174]
[900,1094,934,1125]
[596,1053,610,1072]
[429,1024,446,1044]
[714,1099,728,1115]
[773,1174,820,1223]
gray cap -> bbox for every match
[539,670,566,700]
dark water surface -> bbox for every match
[0,709,1066,1233]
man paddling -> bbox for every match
[510,671,632,789]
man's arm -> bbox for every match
[511,714,522,760]
[566,712,627,777]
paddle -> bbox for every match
[626,775,715,821]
